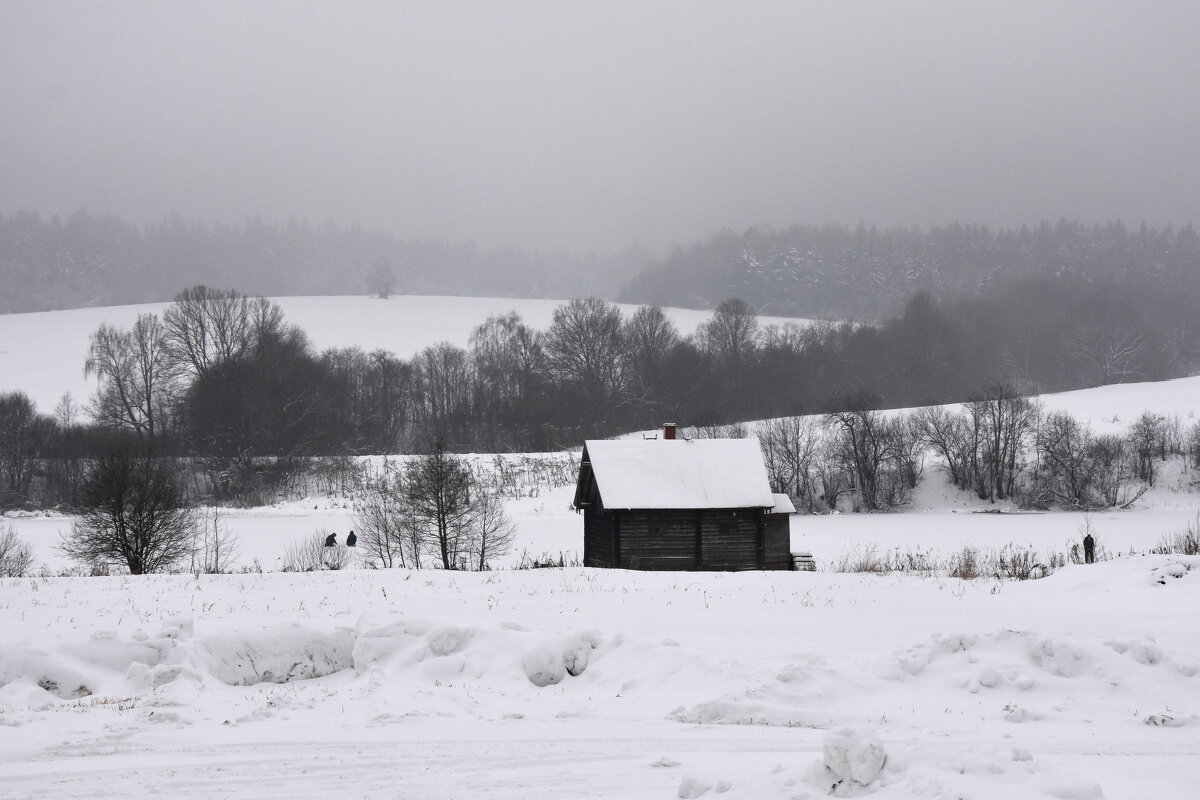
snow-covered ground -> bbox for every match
[0,295,812,412]
[2,299,1199,798]
[2,398,1199,798]
[2,552,1197,798]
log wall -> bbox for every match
[584,507,793,571]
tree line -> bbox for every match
[621,219,1200,320]
[2,273,1199,510]
[758,395,1200,513]
[0,209,648,313]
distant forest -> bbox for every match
[620,220,1200,320]
[6,211,1200,326]
[0,210,648,313]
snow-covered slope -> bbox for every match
[0,295,813,412]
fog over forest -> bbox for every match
[4,1,1200,261]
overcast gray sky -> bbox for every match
[2,1,1198,252]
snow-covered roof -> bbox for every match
[581,438,775,510]
[770,493,796,514]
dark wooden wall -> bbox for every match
[584,507,793,571]
[763,513,793,570]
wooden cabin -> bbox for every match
[572,426,794,571]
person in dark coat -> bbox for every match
[1083,532,1095,564]
[346,530,357,547]
[324,532,337,547]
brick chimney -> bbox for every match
[663,422,677,440]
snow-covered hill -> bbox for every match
[0,294,812,412]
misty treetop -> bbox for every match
[620,220,1200,320]
[5,210,1200,327]
[0,209,648,314]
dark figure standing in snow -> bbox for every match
[1083,532,1095,564]
[325,532,337,548]
[346,530,357,547]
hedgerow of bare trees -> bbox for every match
[353,443,518,571]
[7,273,1200,514]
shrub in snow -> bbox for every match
[822,728,886,788]
[280,531,351,572]
[0,524,35,577]
[1151,514,1200,556]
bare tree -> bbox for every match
[0,391,42,508]
[1036,412,1100,507]
[1070,324,1147,385]
[825,408,912,511]
[912,405,975,491]
[60,449,195,575]
[469,487,516,570]
[1089,434,1132,507]
[190,506,239,575]
[413,342,473,441]
[623,305,680,418]
[162,286,253,379]
[355,458,421,568]
[543,298,629,423]
[1127,412,1165,485]
[967,383,1040,502]
[404,437,475,569]
[1189,420,1200,470]
[756,415,822,511]
[697,298,759,369]
[367,261,396,299]
[0,524,35,577]
[85,314,179,438]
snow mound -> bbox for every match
[823,727,887,787]
[522,632,599,687]
[1028,636,1090,678]
[1150,560,1193,585]
[677,775,713,798]
[196,624,354,685]
[426,624,474,657]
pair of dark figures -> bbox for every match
[325,531,357,548]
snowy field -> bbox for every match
[2,379,1199,797]
[0,294,812,413]
[2,299,1200,798]
[1,551,1198,798]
